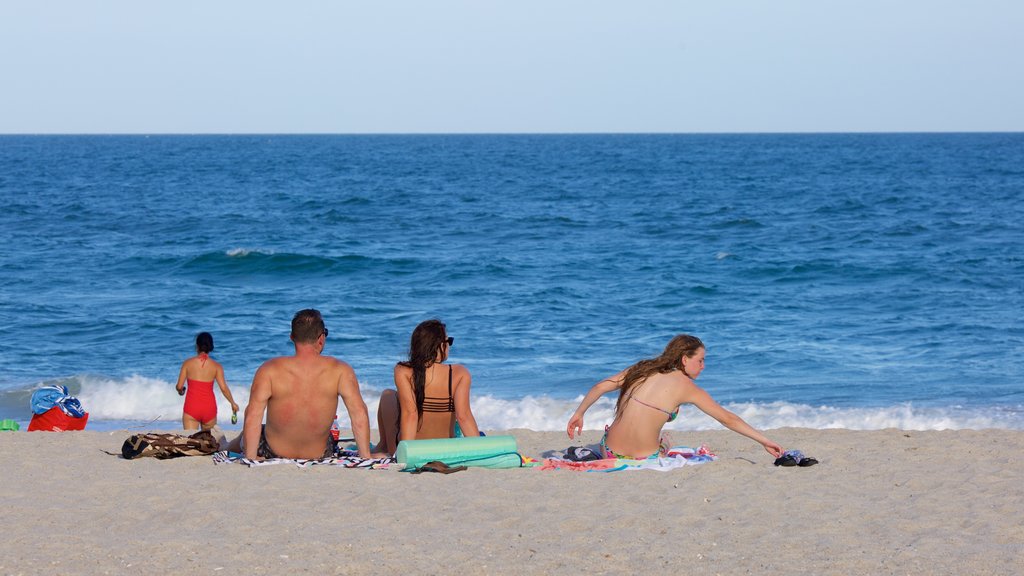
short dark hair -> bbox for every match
[196,332,214,353]
[291,309,326,344]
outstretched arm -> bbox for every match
[339,363,372,459]
[566,370,625,439]
[684,383,783,457]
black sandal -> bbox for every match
[411,460,467,474]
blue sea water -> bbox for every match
[1,133,1022,432]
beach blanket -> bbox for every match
[541,444,717,472]
[212,449,394,469]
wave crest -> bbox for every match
[3,377,1020,431]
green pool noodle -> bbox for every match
[395,435,522,469]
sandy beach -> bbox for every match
[2,427,1022,575]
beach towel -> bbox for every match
[119,430,220,460]
[212,449,394,469]
[541,444,717,472]
[539,459,622,472]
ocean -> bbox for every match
[1,133,1022,432]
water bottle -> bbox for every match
[330,415,340,441]
[231,410,238,425]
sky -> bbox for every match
[1,1,1022,134]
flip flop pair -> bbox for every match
[411,460,467,474]
[774,450,818,467]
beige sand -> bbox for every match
[2,427,1022,575]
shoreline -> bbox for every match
[2,427,1022,574]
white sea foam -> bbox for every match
[74,374,251,425]
[60,376,1024,432]
[225,247,274,257]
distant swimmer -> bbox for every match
[176,332,240,431]
[567,334,783,460]
[226,309,374,460]
[373,319,480,455]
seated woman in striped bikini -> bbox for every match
[566,334,783,460]
[374,319,481,455]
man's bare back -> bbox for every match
[257,354,349,458]
[234,309,373,460]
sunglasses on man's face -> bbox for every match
[323,327,329,338]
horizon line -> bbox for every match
[2,130,1022,137]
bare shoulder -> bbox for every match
[393,363,412,389]
[450,363,471,381]
[256,356,290,375]
[675,373,707,402]
[322,355,355,379]
[324,355,352,370]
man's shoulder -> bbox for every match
[320,355,352,369]
[256,355,296,373]
[312,355,354,380]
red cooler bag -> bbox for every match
[28,406,89,431]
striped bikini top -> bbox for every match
[421,365,455,413]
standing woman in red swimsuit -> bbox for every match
[175,332,240,431]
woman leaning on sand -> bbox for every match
[567,334,784,460]
[374,319,481,455]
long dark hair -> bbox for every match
[398,319,448,424]
[615,334,704,415]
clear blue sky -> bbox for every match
[2,1,1021,133]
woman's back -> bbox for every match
[398,362,468,440]
[605,371,686,457]
[184,354,220,382]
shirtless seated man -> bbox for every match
[227,309,373,460]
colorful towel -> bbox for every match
[538,459,623,472]
[212,449,394,469]
[541,444,717,472]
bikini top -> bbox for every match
[629,395,679,422]
[421,365,455,413]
